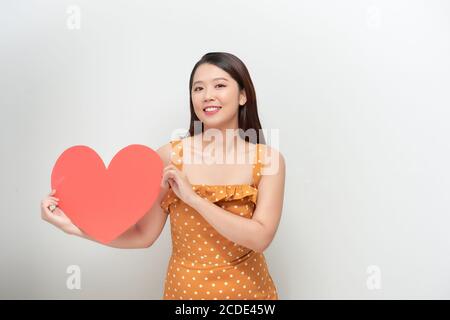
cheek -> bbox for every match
[217,90,232,103]
[220,93,240,113]
[220,89,240,107]
[192,95,203,111]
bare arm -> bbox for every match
[42,143,173,249]
[71,224,150,249]
[189,146,285,252]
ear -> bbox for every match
[239,89,247,106]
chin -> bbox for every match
[201,118,227,129]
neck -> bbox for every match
[201,117,242,151]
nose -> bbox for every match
[203,87,215,102]
[203,96,215,104]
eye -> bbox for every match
[193,84,225,92]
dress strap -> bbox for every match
[170,140,184,170]
[252,144,263,187]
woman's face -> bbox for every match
[191,63,246,130]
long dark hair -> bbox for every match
[188,52,265,144]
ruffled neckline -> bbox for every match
[192,184,258,203]
[191,183,255,188]
[160,184,258,213]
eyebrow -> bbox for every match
[193,77,229,86]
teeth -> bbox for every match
[204,107,221,112]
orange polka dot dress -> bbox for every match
[160,140,279,300]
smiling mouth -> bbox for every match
[203,106,222,115]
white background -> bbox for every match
[1,0,449,299]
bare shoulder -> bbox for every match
[156,143,172,167]
[180,135,196,146]
[258,144,286,176]
[156,137,190,166]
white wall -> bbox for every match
[1,0,449,299]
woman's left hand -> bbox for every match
[161,164,199,205]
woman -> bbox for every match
[41,52,286,300]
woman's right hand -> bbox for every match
[40,189,83,236]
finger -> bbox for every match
[49,189,56,196]
[163,164,177,172]
[167,172,180,185]
[163,166,172,174]
[160,177,168,188]
[48,196,60,201]
[53,207,65,216]
[161,173,173,187]
[161,170,169,181]
[48,206,57,214]
[47,200,58,206]
[161,171,178,188]
[161,171,171,185]
[46,200,56,210]
[42,206,53,219]
[42,199,53,208]
[45,198,58,204]
[162,169,176,180]
[170,167,179,176]
[168,178,177,189]
[165,166,185,180]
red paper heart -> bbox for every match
[51,144,163,244]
